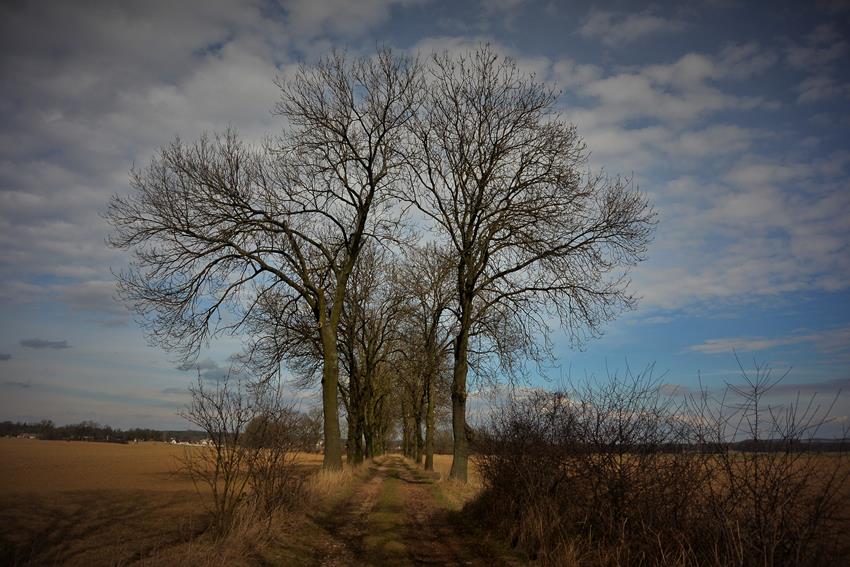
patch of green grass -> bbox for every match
[430,478,480,512]
[363,470,411,565]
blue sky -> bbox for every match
[1,0,848,430]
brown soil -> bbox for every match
[312,455,519,567]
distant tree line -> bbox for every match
[0,419,202,443]
[0,411,322,449]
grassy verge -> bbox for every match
[304,461,372,512]
[263,461,373,566]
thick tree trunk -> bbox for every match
[401,396,410,457]
[424,370,435,471]
[449,321,470,481]
[348,411,364,464]
[364,428,374,458]
[320,324,343,470]
[414,413,423,464]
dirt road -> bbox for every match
[313,455,516,567]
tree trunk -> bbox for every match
[401,396,409,457]
[320,324,343,470]
[424,370,435,471]
[414,412,423,464]
[348,371,365,465]
[364,428,374,458]
[348,411,364,464]
[450,303,471,481]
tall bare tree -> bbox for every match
[247,241,406,464]
[337,243,406,462]
[398,243,454,470]
[107,49,422,470]
[404,46,656,481]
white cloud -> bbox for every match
[689,326,850,355]
[796,74,850,103]
[665,124,762,158]
[690,335,804,354]
[786,24,849,105]
[577,45,775,126]
[786,24,848,69]
[480,0,528,16]
[282,0,419,39]
[634,151,850,311]
[411,35,553,81]
[0,2,291,309]
[716,42,778,79]
[552,58,602,90]
[579,10,685,47]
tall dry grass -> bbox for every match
[303,461,369,509]
[430,453,484,510]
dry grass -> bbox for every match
[303,460,367,509]
[430,453,481,484]
[429,454,484,511]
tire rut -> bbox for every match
[394,459,515,567]
[316,459,387,566]
[314,456,517,567]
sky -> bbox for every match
[1,0,848,431]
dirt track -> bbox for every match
[314,455,516,566]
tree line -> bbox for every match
[0,419,201,443]
[0,411,324,450]
[106,45,655,481]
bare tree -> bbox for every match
[397,242,454,470]
[337,243,407,462]
[178,371,302,538]
[107,49,422,470]
[250,241,407,464]
[404,46,656,481]
[179,373,253,538]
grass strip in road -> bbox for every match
[362,472,411,566]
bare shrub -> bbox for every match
[474,365,701,563]
[179,372,303,539]
[472,361,850,566]
[688,358,850,566]
[242,400,304,525]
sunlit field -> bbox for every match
[0,437,194,493]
